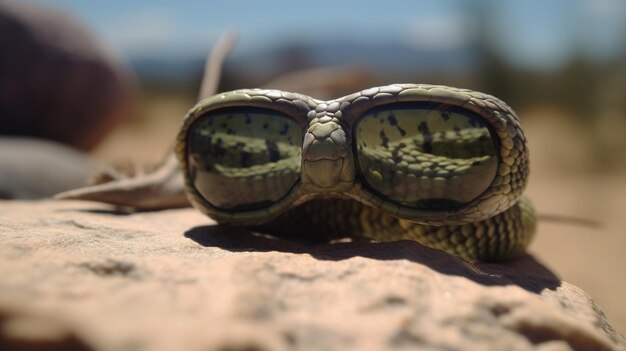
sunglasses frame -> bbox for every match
[176,83,528,226]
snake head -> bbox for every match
[301,108,355,192]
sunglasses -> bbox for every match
[175,84,528,226]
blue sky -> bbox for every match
[19,0,626,69]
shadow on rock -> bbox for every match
[56,207,136,216]
[184,224,561,294]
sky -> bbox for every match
[17,0,626,70]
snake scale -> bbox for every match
[175,84,535,262]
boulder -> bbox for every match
[0,138,98,199]
[0,2,133,151]
[0,200,623,351]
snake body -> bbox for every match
[176,84,535,262]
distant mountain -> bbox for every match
[130,56,205,83]
[129,38,478,85]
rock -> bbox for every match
[0,200,623,351]
[0,137,98,199]
[0,2,133,151]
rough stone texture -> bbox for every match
[0,200,624,351]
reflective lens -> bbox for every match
[187,108,302,210]
[355,103,497,210]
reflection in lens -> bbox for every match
[187,108,302,210]
[355,103,497,210]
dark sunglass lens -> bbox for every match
[355,103,497,210]
[187,108,302,210]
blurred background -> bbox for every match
[1,0,625,334]
[5,0,622,170]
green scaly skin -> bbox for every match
[176,84,534,262]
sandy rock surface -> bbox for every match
[0,200,624,351]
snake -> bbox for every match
[175,83,535,262]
